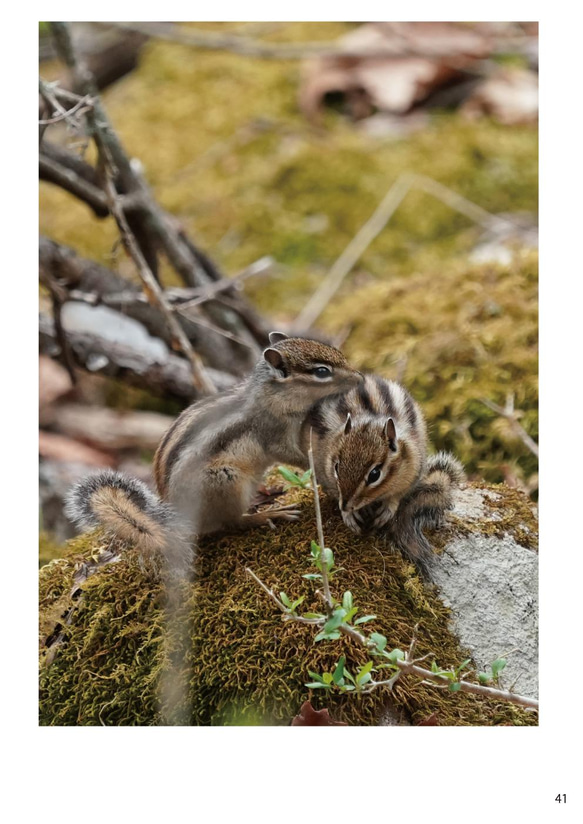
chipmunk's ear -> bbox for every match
[344,413,352,435]
[268,331,288,345]
[384,417,398,451]
[263,347,289,378]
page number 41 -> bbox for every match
[555,794,567,803]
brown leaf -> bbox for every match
[462,68,538,125]
[300,22,493,121]
[417,712,439,726]
[291,700,348,726]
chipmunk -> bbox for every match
[66,333,363,569]
[303,373,428,531]
[301,373,464,573]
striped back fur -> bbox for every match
[303,374,428,515]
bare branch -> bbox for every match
[48,23,217,396]
[99,153,218,395]
[38,79,94,125]
[479,395,539,458]
[105,22,533,63]
[175,256,275,313]
[39,312,234,401]
[39,153,109,217]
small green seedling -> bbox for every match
[278,466,313,489]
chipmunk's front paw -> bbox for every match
[341,511,363,535]
[265,504,302,524]
[370,504,394,531]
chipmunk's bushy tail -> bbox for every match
[65,470,193,571]
[389,451,465,577]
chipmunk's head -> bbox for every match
[261,332,362,407]
[328,413,421,515]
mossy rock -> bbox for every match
[326,253,538,492]
[39,483,537,726]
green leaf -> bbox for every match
[305,682,331,689]
[343,607,358,624]
[370,633,387,651]
[344,669,355,684]
[321,547,334,570]
[280,592,291,608]
[302,573,322,581]
[358,672,372,686]
[491,658,507,679]
[354,614,377,625]
[314,629,342,642]
[478,672,491,685]
[456,659,472,675]
[431,660,440,673]
[290,596,305,612]
[300,469,313,485]
[307,671,324,682]
[385,648,405,664]
[439,670,456,681]
[322,672,333,685]
[310,541,321,558]
[449,682,462,692]
[333,657,345,685]
[342,591,353,611]
[342,684,356,691]
[356,661,374,682]
[324,608,347,633]
[278,466,302,486]
[302,612,325,620]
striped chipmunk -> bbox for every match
[66,333,363,570]
[301,373,464,573]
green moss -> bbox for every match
[39,531,67,568]
[324,253,538,491]
[39,24,537,319]
[39,485,536,726]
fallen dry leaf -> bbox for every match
[417,712,439,725]
[462,68,538,125]
[291,700,348,726]
[300,22,493,121]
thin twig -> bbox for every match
[175,256,275,313]
[296,174,413,330]
[245,569,322,625]
[308,428,333,613]
[105,22,533,63]
[296,172,523,331]
[39,153,110,217]
[38,92,94,125]
[479,395,539,458]
[248,563,538,710]
[38,267,77,385]
[100,154,217,395]
[49,23,217,395]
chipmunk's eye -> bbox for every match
[311,366,333,379]
[366,465,383,485]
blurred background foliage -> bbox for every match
[40,22,538,507]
